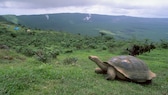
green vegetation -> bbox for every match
[0,21,168,95]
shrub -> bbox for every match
[35,50,48,63]
[0,28,8,34]
[64,49,73,53]
[160,40,168,49]
[88,43,97,49]
[10,33,17,38]
[63,57,78,65]
[101,45,107,50]
[15,46,35,57]
[49,49,60,58]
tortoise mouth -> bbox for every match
[88,56,92,59]
[88,55,96,60]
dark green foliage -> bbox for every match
[0,28,8,34]
[14,46,35,56]
[63,57,78,65]
[35,51,48,63]
[126,43,156,56]
[49,49,60,58]
[159,40,168,49]
[64,49,73,53]
[10,33,17,38]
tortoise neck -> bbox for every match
[94,58,108,71]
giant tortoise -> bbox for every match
[89,55,156,83]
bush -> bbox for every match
[0,28,8,34]
[15,46,35,57]
[88,43,97,49]
[35,50,48,63]
[49,50,60,58]
[63,57,78,65]
[160,40,168,49]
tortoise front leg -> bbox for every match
[95,68,107,74]
[106,67,116,80]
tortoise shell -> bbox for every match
[105,55,156,81]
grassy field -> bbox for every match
[0,21,168,95]
[0,48,168,95]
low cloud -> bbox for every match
[83,14,92,21]
[45,15,49,20]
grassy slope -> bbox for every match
[0,22,168,95]
[0,49,168,95]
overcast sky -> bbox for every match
[0,0,168,18]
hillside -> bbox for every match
[2,13,168,41]
[0,16,7,22]
[0,21,168,95]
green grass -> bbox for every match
[0,49,168,95]
[0,21,168,95]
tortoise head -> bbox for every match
[89,55,108,71]
[88,55,99,62]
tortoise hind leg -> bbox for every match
[106,67,116,80]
